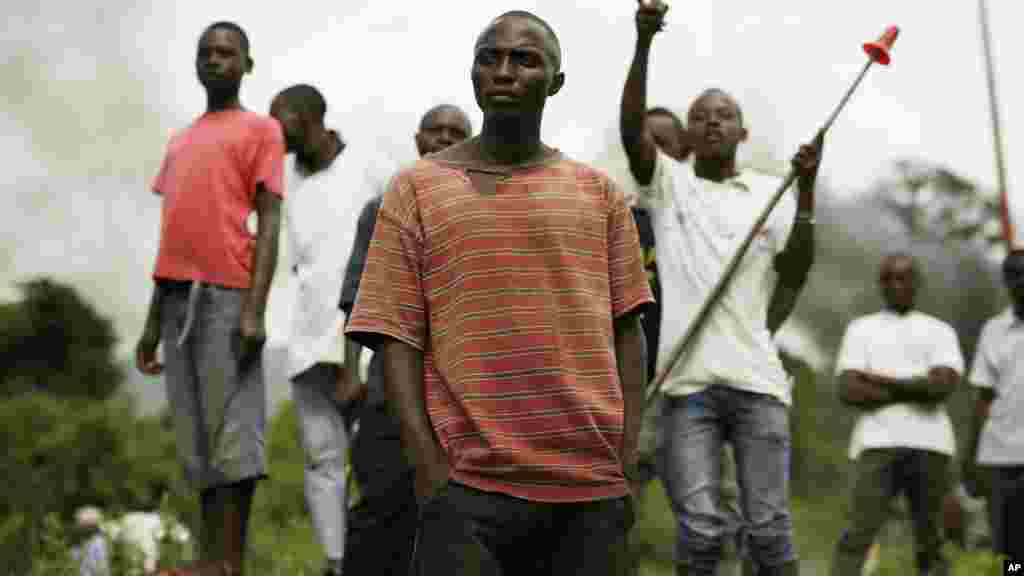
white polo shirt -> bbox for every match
[283,141,393,380]
[834,309,964,460]
[636,150,797,404]
[969,307,1024,466]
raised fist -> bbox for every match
[636,0,670,37]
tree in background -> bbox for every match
[0,277,182,573]
[0,277,122,399]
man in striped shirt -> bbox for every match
[344,10,653,575]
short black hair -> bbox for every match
[276,84,327,122]
[204,21,250,56]
[647,106,686,135]
[419,104,472,133]
[1004,248,1024,274]
[690,87,744,126]
[487,11,562,72]
[881,252,920,280]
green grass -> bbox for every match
[629,480,1005,576]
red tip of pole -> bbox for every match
[863,25,899,65]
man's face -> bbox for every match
[879,256,917,312]
[196,27,249,94]
[269,98,305,154]
[646,113,690,162]
[687,92,746,161]
[416,109,471,156]
[471,17,563,118]
[1003,252,1024,309]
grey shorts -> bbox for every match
[161,281,267,491]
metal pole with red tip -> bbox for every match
[645,26,901,406]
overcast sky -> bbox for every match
[2,0,1021,361]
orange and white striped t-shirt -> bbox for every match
[344,152,653,503]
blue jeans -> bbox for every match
[658,385,796,574]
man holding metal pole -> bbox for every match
[620,2,823,574]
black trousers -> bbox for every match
[832,448,951,576]
[989,465,1024,560]
[343,403,418,575]
[411,481,634,576]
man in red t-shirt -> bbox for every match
[345,10,653,575]
[135,21,285,576]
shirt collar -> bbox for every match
[686,161,755,192]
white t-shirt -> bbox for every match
[968,307,1024,466]
[636,149,797,403]
[834,309,964,460]
[283,142,393,379]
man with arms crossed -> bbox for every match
[136,21,284,576]
[964,249,1024,562]
[269,83,393,576]
[830,254,963,576]
[345,10,653,575]
[338,102,473,575]
[620,2,822,574]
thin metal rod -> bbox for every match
[645,57,878,406]
[821,60,873,135]
[979,0,1010,244]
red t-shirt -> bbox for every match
[152,110,285,289]
[344,154,654,502]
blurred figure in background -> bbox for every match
[270,82,394,576]
[71,506,110,576]
[964,249,1024,562]
[831,254,963,576]
[339,103,472,575]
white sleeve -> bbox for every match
[281,159,302,271]
[635,149,675,211]
[929,321,965,375]
[967,322,997,389]
[834,320,868,376]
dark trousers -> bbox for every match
[342,403,418,575]
[989,465,1024,560]
[832,448,951,576]
[412,481,634,576]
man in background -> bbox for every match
[831,254,963,576]
[339,102,472,575]
[270,83,394,576]
[964,249,1024,562]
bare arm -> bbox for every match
[379,338,448,499]
[620,1,666,186]
[871,366,960,405]
[135,283,165,375]
[237,184,281,367]
[767,136,823,334]
[614,312,647,478]
[766,221,813,334]
[620,34,657,186]
[837,369,895,410]
[245,184,281,320]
